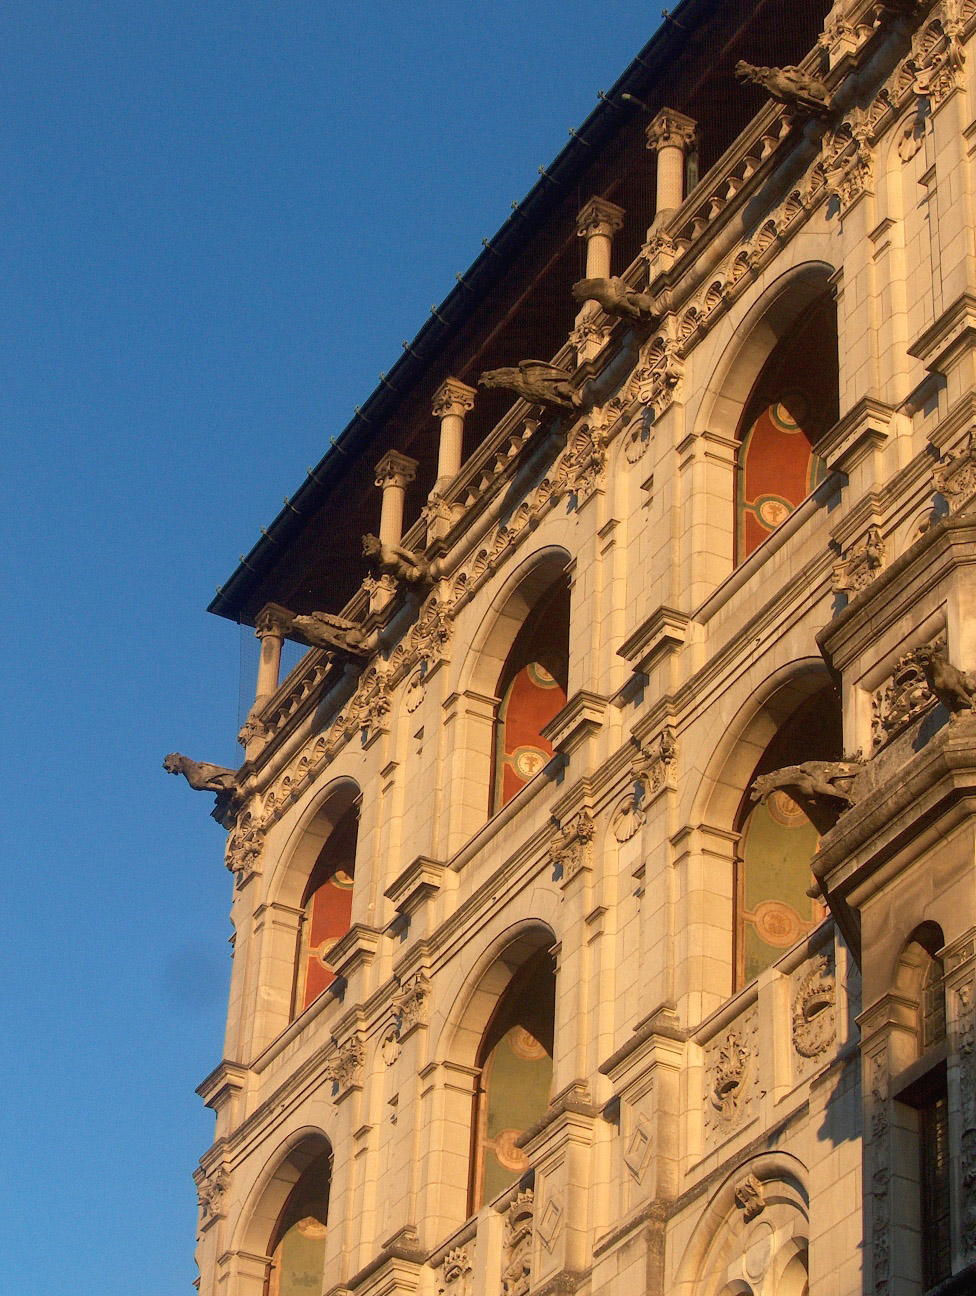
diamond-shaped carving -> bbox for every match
[537,1193,563,1250]
[623,1116,654,1181]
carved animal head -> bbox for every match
[362,533,383,560]
[479,367,520,390]
[162,753,185,775]
[750,773,776,803]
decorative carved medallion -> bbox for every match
[225,808,266,883]
[501,1190,535,1296]
[792,955,836,1058]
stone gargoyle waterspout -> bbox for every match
[163,752,241,826]
[751,760,864,834]
[362,534,432,586]
[571,277,660,325]
[479,360,582,411]
[735,60,834,121]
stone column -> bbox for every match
[576,196,625,281]
[253,603,286,706]
[431,377,476,492]
[374,450,418,546]
[646,108,696,222]
[574,197,626,361]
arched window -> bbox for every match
[266,1148,332,1296]
[491,575,570,813]
[892,924,950,1289]
[469,948,556,1212]
[734,686,842,987]
[735,291,838,563]
[292,804,358,1018]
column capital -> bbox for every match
[254,601,291,638]
[576,195,626,240]
[431,376,476,420]
[645,107,697,153]
[374,450,418,490]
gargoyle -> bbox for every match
[362,534,432,585]
[751,760,863,833]
[571,277,660,325]
[479,360,581,411]
[163,753,238,794]
[288,610,369,656]
[915,646,976,714]
[735,60,833,121]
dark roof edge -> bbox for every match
[209,0,706,622]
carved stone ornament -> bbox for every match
[549,810,596,883]
[225,810,266,882]
[871,634,945,749]
[904,8,967,110]
[629,336,684,419]
[792,955,836,1058]
[479,360,581,412]
[933,427,976,516]
[536,1192,563,1251]
[641,230,679,276]
[408,598,453,667]
[324,1035,366,1096]
[735,60,833,121]
[288,609,369,656]
[708,1028,753,1122]
[558,416,611,503]
[822,113,875,215]
[431,377,476,421]
[404,671,425,714]
[437,1246,474,1296]
[623,1116,654,1181]
[392,972,431,1033]
[733,1171,766,1222]
[163,752,240,827]
[623,411,652,464]
[575,195,626,241]
[381,1029,401,1067]
[237,715,270,748]
[751,761,862,811]
[612,794,645,843]
[915,643,976,714]
[362,534,432,586]
[501,1190,535,1296]
[197,1168,229,1222]
[571,276,659,325]
[374,450,418,491]
[645,107,697,153]
[831,525,885,595]
[868,1049,891,1295]
[568,314,612,359]
[634,727,677,799]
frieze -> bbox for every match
[831,524,885,595]
[501,1190,535,1296]
[871,633,945,750]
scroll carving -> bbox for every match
[437,1246,474,1296]
[706,1022,755,1127]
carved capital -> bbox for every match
[324,1034,366,1097]
[374,450,418,491]
[831,525,886,595]
[645,107,697,153]
[575,195,626,240]
[549,809,596,884]
[254,601,292,638]
[431,376,476,420]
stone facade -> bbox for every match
[172,2,976,1294]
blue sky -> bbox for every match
[1,5,658,1292]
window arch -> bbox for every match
[291,802,358,1018]
[733,685,842,988]
[469,946,556,1212]
[265,1147,332,1296]
[891,923,951,1289]
[491,574,569,813]
[734,288,838,564]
